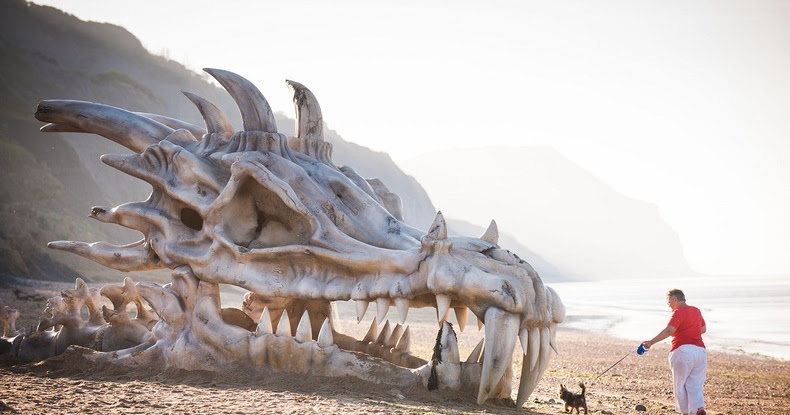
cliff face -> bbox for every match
[0,0,438,281]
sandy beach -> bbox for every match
[1,279,788,414]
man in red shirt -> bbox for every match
[642,289,707,415]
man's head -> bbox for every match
[666,289,686,310]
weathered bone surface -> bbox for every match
[1,277,155,363]
[20,69,565,406]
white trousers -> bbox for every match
[668,344,707,414]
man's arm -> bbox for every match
[642,325,676,349]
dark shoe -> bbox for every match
[696,409,706,415]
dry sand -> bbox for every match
[1,279,788,414]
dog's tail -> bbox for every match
[579,382,586,396]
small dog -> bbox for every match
[559,382,588,414]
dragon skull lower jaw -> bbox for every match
[81,275,558,407]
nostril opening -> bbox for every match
[180,208,203,231]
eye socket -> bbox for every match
[180,208,203,231]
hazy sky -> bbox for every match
[33,0,790,275]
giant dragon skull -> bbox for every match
[30,69,564,407]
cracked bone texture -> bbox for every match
[24,68,565,406]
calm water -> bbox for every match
[549,275,790,360]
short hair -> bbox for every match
[667,289,685,302]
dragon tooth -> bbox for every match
[385,323,404,348]
[519,327,529,356]
[276,309,292,337]
[454,307,469,332]
[395,298,409,324]
[355,299,369,323]
[376,298,390,324]
[549,324,559,354]
[477,307,519,405]
[466,338,484,363]
[362,317,378,342]
[295,310,312,342]
[395,326,411,352]
[439,321,460,364]
[528,326,540,371]
[435,294,451,324]
[516,326,552,408]
[257,307,273,335]
[317,318,333,347]
[375,320,392,345]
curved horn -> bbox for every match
[182,91,235,135]
[35,100,174,153]
[286,80,323,140]
[135,112,204,141]
[203,68,277,133]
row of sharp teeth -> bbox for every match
[255,307,335,347]
[243,304,492,368]
[354,294,480,332]
[241,300,554,407]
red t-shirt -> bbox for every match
[668,305,706,351]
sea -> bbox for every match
[548,274,790,360]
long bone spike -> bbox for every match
[35,100,174,153]
[135,112,204,141]
[286,80,323,140]
[528,326,540,371]
[47,240,162,272]
[182,91,235,135]
[204,68,277,133]
[90,203,168,235]
[477,307,519,405]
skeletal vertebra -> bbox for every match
[18,68,565,407]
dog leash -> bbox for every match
[591,352,630,383]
